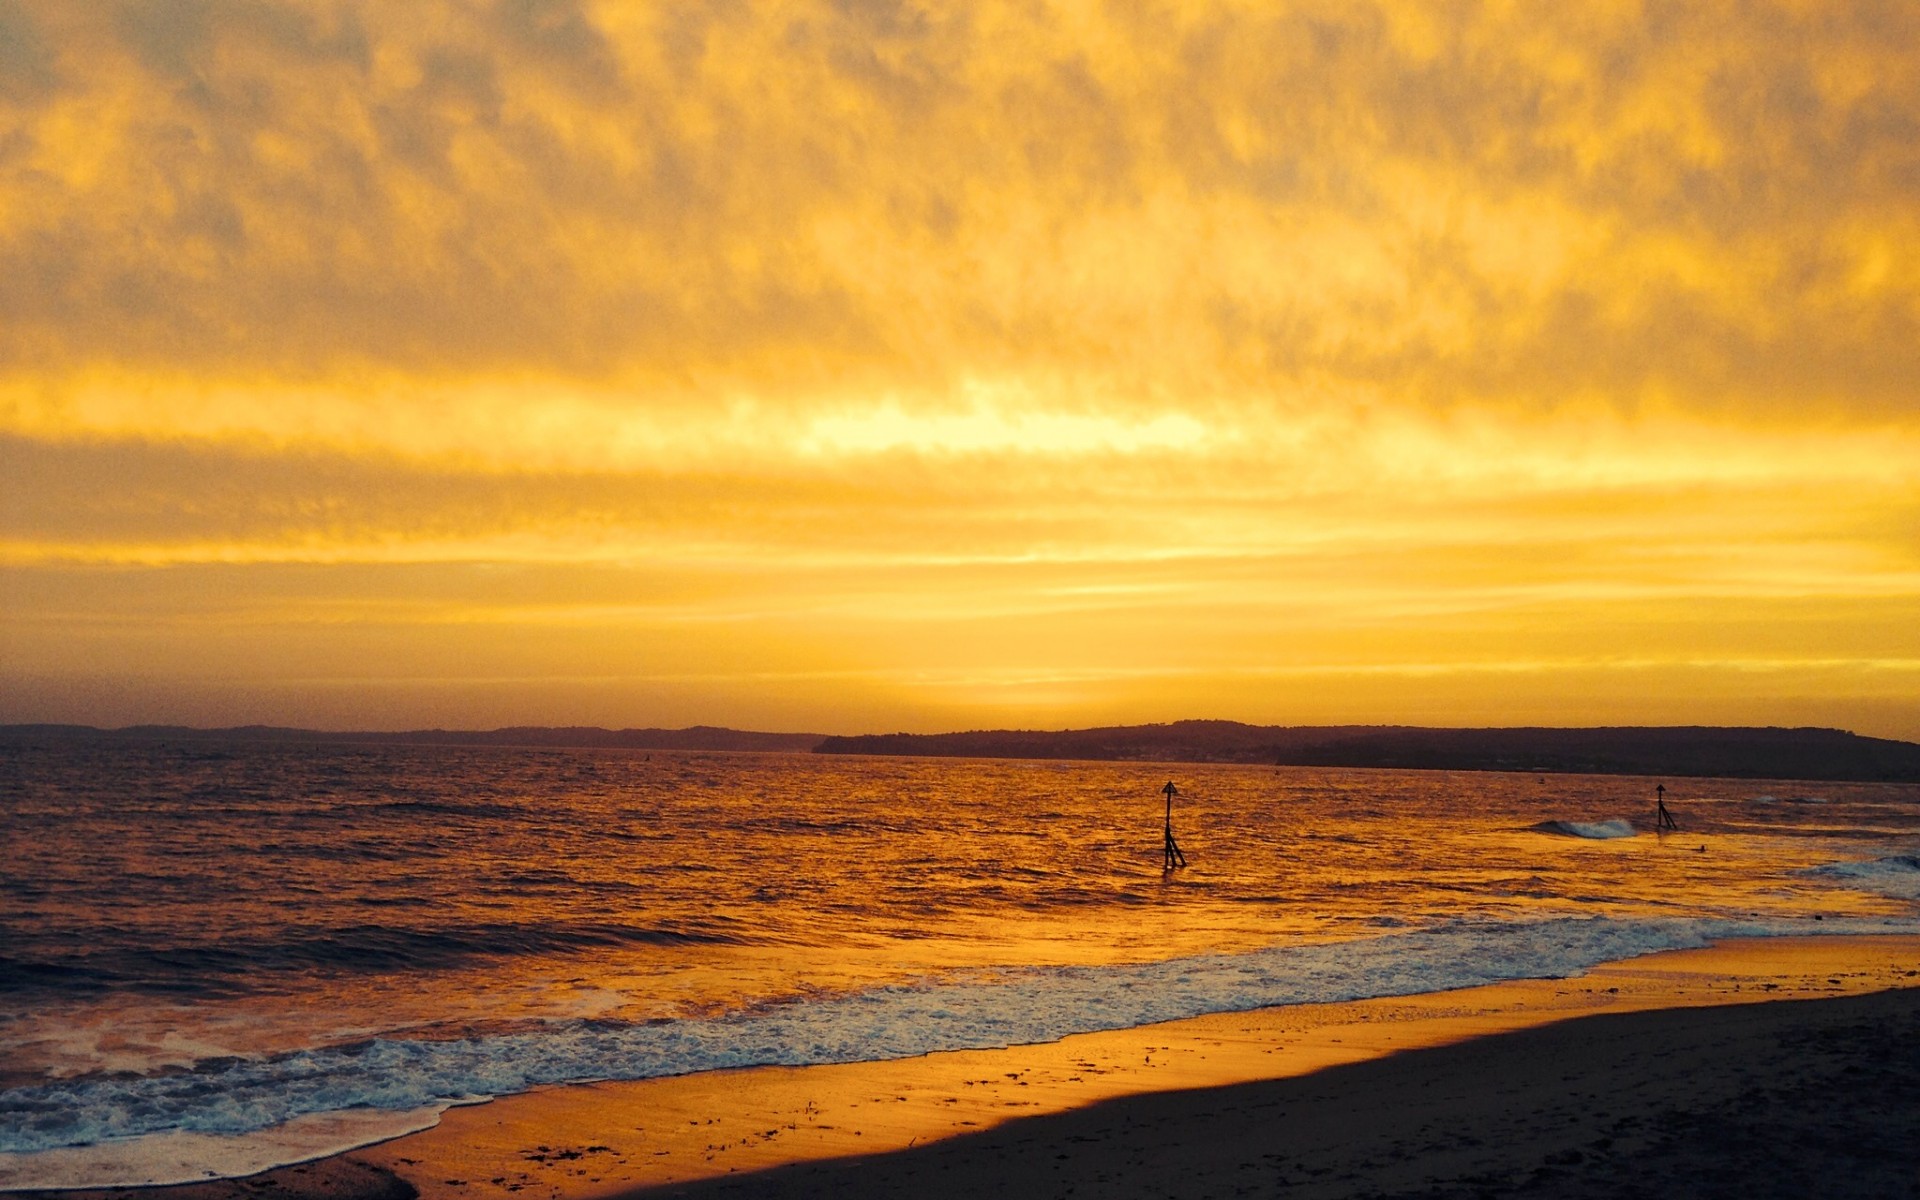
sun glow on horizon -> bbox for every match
[3,1,1918,739]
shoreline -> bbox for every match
[11,934,1918,1200]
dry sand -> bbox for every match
[19,936,1920,1200]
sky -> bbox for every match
[2,0,1918,739]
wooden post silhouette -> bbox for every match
[1162,780,1187,870]
[1655,783,1678,832]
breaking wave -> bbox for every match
[1530,819,1636,840]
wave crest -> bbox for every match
[1530,819,1636,840]
[1801,855,1920,900]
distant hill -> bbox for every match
[0,724,824,753]
[9,720,1920,782]
[814,720,1920,783]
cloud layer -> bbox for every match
[4,1,1918,401]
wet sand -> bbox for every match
[18,936,1920,1200]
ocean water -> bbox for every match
[2,738,1918,1188]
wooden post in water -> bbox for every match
[1655,783,1678,832]
[1162,780,1187,870]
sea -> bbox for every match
[3,737,1919,1189]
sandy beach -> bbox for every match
[17,935,1918,1200]
[634,982,1920,1200]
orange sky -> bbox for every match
[3,1,1918,738]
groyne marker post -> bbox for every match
[1655,783,1678,832]
[1162,780,1187,870]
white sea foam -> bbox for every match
[0,1108,447,1191]
[4,912,1915,1190]
[1800,855,1920,901]
[1532,819,1637,840]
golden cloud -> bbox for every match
[0,1,1911,403]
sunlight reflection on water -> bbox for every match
[4,740,1915,1086]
